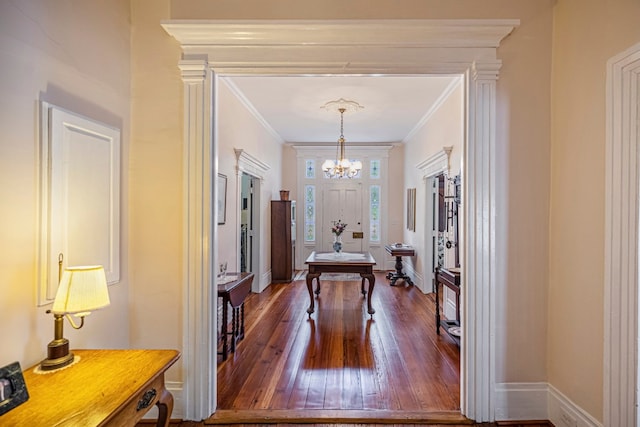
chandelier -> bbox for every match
[321,100,363,179]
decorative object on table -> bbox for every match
[321,98,364,179]
[448,326,461,337]
[0,362,29,415]
[40,264,111,371]
[218,261,228,280]
[217,173,227,225]
[331,219,347,253]
[279,190,290,200]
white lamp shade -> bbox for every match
[51,266,111,315]
[351,160,363,171]
[322,159,335,171]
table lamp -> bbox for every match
[40,265,111,371]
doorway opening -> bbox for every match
[240,172,257,274]
[165,19,516,422]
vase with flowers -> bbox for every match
[331,220,347,254]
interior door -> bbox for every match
[321,182,363,252]
[240,173,255,273]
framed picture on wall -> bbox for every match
[407,188,416,231]
[217,174,227,225]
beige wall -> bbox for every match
[0,0,131,367]
[549,0,640,420]
[129,0,183,360]
[402,82,464,282]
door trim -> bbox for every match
[604,41,640,427]
[165,19,518,422]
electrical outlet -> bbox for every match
[560,406,578,427]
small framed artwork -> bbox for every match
[407,188,416,231]
[217,174,227,225]
[0,362,29,415]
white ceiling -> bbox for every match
[223,75,460,145]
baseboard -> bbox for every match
[495,382,549,420]
[548,384,602,427]
[494,382,601,427]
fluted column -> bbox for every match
[463,60,502,422]
[179,57,217,420]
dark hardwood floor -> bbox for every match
[139,272,553,426]
[213,272,461,423]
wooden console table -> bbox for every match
[217,272,254,361]
[434,267,461,346]
[305,251,377,317]
[1,349,180,426]
[384,244,415,286]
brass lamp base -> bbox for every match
[40,338,75,371]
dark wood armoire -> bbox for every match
[270,200,295,283]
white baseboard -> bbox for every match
[548,384,602,427]
[256,271,270,293]
[142,381,184,419]
[495,382,549,420]
[494,382,601,426]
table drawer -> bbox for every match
[103,374,165,426]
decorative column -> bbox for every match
[462,60,502,422]
[178,58,217,420]
[604,42,640,427]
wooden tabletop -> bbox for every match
[384,244,415,257]
[2,349,180,426]
[305,251,376,266]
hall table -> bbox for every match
[217,272,254,361]
[1,349,180,426]
[304,251,377,317]
[384,243,415,286]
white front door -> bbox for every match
[321,182,363,253]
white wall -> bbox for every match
[0,0,131,368]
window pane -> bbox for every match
[370,159,381,179]
[305,159,315,179]
[370,185,380,242]
[304,184,315,242]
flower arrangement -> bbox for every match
[331,220,347,236]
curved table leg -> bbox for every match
[360,277,366,295]
[306,272,320,316]
[361,273,376,316]
[314,276,321,295]
[155,386,174,427]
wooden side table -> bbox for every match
[1,349,180,426]
[217,272,254,361]
[384,244,415,286]
[435,267,461,346]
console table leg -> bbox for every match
[221,298,229,360]
[155,387,174,427]
[306,273,319,315]
[363,273,376,316]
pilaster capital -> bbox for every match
[179,57,209,83]
[471,60,502,82]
